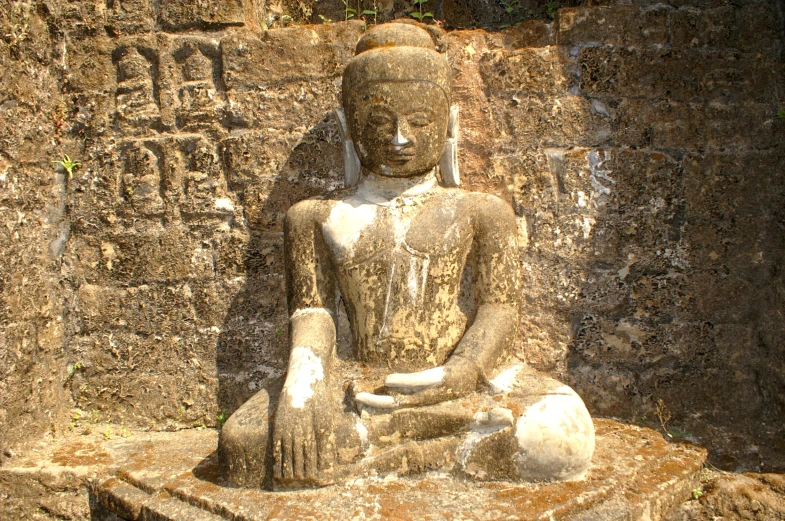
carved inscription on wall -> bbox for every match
[114,45,161,132]
[179,137,232,220]
[173,41,226,129]
[118,140,165,217]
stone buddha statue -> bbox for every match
[219,23,595,490]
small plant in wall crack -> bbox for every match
[655,398,672,436]
[64,361,84,385]
[777,109,785,120]
[362,0,378,24]
[52,153,81,179]
[341,0,357,20]
[498,0,534,29]
[546,1,560,19]
[410,0,433,22]
[2,1,31,50]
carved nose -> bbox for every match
[391,123,412,148]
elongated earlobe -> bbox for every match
[439,105,460,187]
[333,108,361,187]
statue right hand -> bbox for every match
[272,376,336,488]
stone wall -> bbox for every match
[0,0,783,475]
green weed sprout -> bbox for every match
[52,154,81,179]
[777,109,785,120]
[410,0,433,21]
[341,0,357,20]
[546,1,560,19]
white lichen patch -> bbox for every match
[214,197,234,211]
[322,198,377,258]
[514,387,595,481]
[283,346,324,409]
[355,419,369,449]
[473,407,514,431]
[489,364,523,395]
[290,307,334,320]
[588,149,613,196]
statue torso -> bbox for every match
[320,183,481,372]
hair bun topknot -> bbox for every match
[354,23,437,55]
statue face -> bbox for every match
[348,81,449,178]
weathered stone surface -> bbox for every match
[83,420,706,520]
[107,0,155,36]
[64,36,116,92]
[672,472,785,521]
[613,99,783,150]
[157,0,247,31]
[558,5,669,49]
[222,22,364,89]
[478,47,569,96]
[579,47,784,102]
[669,3,781,53]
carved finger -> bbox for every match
[354,392,398,409]
[316,426,335,474]
[384,367,445,391]
[395,387,450,408]
[273,438,283,480]
[304,431,318,480]
[292,427,305,481]
[281,435,294,481]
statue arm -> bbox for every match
[448,195,521,379]
[273,200,338,486]
[284,198,338,359]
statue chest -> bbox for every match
[321,195,473,369]
[321,195,472,271]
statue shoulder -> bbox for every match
[285,191,349,228]
[455,190,516,223]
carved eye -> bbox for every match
[407,112,432,127]
[368,111,393,126]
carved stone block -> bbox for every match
[158,0,246,31]
[176,137,234,221]
[106,0,155,35]
[115,135,233,223]
[221,23,364,91]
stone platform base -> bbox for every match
[88,419,706,521]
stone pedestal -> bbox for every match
[89,419,706,521]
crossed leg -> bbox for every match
[357,363,595,481]
[219,364,594,488]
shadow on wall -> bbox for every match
[541,40,785,473]
[216,112,344,417]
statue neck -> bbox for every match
[357,169,438,204]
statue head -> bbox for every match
[340,24,456,183]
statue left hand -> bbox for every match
[354,356,481,409]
